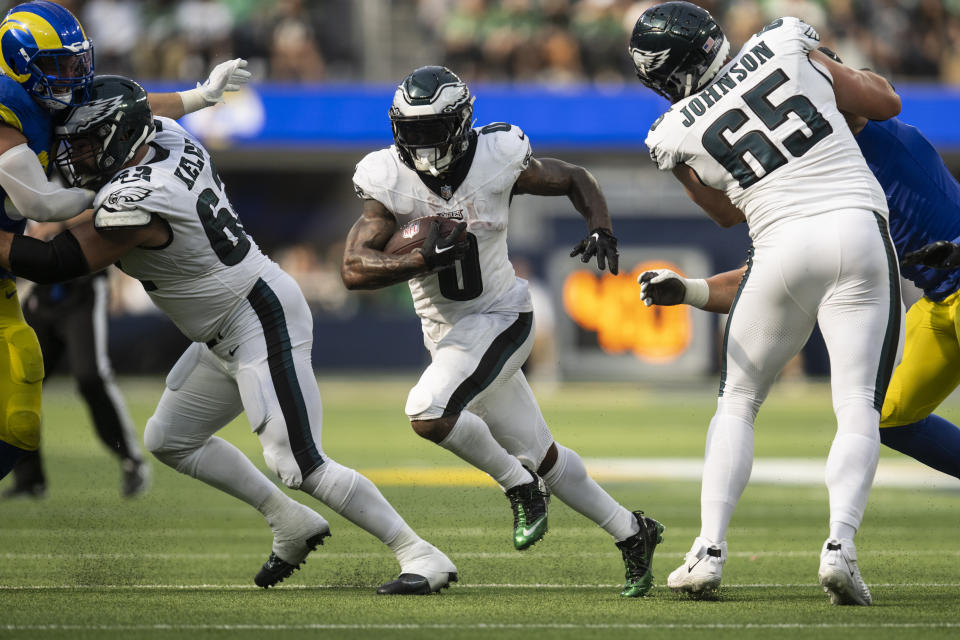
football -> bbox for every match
[383,216,463,255]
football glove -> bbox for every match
[198,58,251,104]
[570,227,619,275]
[638,269,710,308]
[421,221,468,271]
[900,240,960,269]
[180,59,252,113]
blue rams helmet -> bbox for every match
[0,1,94,110]
[629,1,729,103]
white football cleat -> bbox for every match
[667,537,726,598]
[378,541,458,595]
[818,538,872,606]
[256,499,331,587]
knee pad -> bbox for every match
[143,414,203,471]
[405,382,442,420]
[4,390,41,450]
[5,324,44,385]
[716,394,762,424]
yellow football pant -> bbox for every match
[0,278,44,451]
[881,288,960,428]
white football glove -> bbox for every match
[179,58,252,113]
[638,268,710,309]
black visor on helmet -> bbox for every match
[391,113,462,148]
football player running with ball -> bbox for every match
[630,3,903,605]
[341,65,664,598]
[0,76,457,595]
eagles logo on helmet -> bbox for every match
[55,75,155,190]
[628,1,730,103]
[0,0,94,109]
[389,66,475,177]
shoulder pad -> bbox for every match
[93,179,157,229]
[759,16,819,51]
[353,148,399,201]
[479,122,531,168]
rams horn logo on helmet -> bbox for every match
[630,48,671,77]
[102,185,153,212]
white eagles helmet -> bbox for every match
[389,65,475,177]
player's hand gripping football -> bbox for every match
[901,240,960,269]
[570,228,619,275]
[197,58,252,105]
[639,269,687,306]
[420,221,468,271]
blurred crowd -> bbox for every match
[5,0,959,85]
[423,0,960,84]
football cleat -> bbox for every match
[667,537,726,598]
[818,538,872,606]
[121,458,150,498]
[378,541,458,595]
[617,510,665,597]
[256,500,331,588]
[505,470,549,551]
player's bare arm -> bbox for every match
[809,49,900,121]
[341,198,431,290]
[0,214,168,283]
[672,165,746,228]
[514,156,620,274]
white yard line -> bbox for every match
[1,582,958,590]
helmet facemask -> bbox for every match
[28,43,94,110]
[389,66,475,177]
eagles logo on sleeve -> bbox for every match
[101,185,153,213]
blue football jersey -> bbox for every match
[856,118,960,301]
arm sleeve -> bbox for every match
[8,229,90,284]
[0,144,94,222]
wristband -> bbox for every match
[178,87,208,114]
[683,278,710,309]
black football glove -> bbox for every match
[570,227,619,275]
[900,240,960,269]
[638,270,686,306]
[817,46,842,63]
[420,220,468,271]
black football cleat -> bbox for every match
[121,458,150,498]
[254,530,330,588]
[1,481,46,499]
[376,572,458,595]
[617,510,665,597]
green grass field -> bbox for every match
[1,376,958,639]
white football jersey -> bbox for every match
[645,17,888,241]
[353,124,534,343]
[93,116,275,343]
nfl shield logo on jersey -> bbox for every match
[441,185,453,200]
[402,221,420,239]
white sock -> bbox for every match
[301,459,419,550]
[165,435,279,509]
[825,432,879,536]
[541,444,638,541]
[438,410,532,490]
[699,413,754,543]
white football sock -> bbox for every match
[826,402,880,535]
[438,410,532,490]
[541,444,639,541]
[162,435,279,509]
[301,459,419,553]
[699,412,754,544]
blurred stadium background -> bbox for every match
[9,0,960,383]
